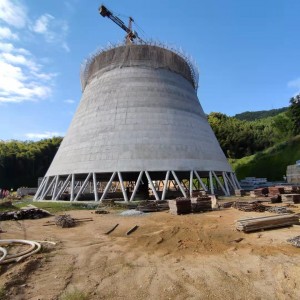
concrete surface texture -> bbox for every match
[46,44,232,176]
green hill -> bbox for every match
[234,107,288,121]
[230,135,300,181]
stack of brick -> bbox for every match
[191,196,212,213]
[250,187,269,198]
[168,198,191,215]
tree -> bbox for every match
[289,94,300,135]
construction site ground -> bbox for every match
[1,201,300,300]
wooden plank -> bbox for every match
[105,223,119,235]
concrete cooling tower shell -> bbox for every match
[35,44,240,202]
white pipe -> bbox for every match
[0,240,41,264]
[0,247,7,263]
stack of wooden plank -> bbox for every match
[283,186,300,194]
[236,214,299,233]
[268,186,285,197]
[270,195,282,203]
[282,194,300,204]
[191,196,212,212]
[235,189,246,196]
[250,188,268,198]
[168,198,191,215]
[192,191,207,197]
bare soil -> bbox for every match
[1,204,300,300]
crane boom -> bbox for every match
[99,5,139,43]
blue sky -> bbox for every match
[0,0,300,141]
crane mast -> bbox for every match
[99,5,141,44]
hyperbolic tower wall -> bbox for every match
[35,43,240,202]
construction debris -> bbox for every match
[266,206,294,214]
[95,209,109,214]
[233,201,266,212]
[168,198,191,215]
[0,208,52,221]
[44,216,93,227]
[136,200,169,212]
[191,196,212,212]
[287,236,300,248]
[236,214,299,233]
[54,215,76,228]
[120,210,145,216]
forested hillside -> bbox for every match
[0,95,299,189]
[0,137,62,189]
[234,107,288,121]
[208,111,293,158]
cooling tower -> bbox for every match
[35,43,240,202]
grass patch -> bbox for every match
[0,200,19,212]
[0,198,97,214]
[59,288,89,300]
[0,286,7,299]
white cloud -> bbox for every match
[32,14,70,52]
[32,14,54,34]
[64,99,75,104]
[0,0,27,28]
[288,77,300,95]
[62,42,70,52]
[25,131,64,140]
[0,47,56,103]
[0,1,69,103]
[0,27,18,40]
[1,52,39,71]
[0,42,31,55]
[0,42,14,52]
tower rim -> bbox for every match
[80,41,199,92]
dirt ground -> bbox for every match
[0,204,300,300]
